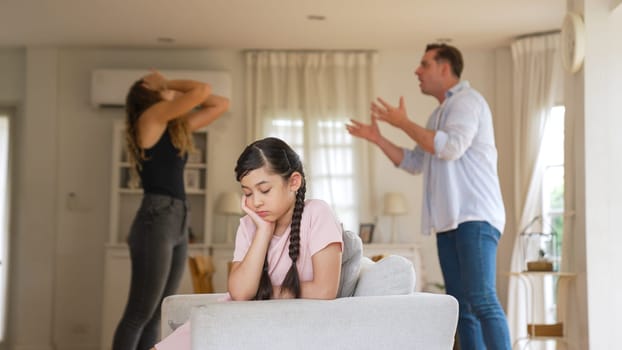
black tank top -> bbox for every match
[138,129,187,200]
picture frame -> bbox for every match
[184,169,201,191]
[358,223,375,244]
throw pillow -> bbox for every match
[353,255,416,297]
[337,230,363,297]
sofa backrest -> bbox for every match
[189,294,458,350]
[337,230,363,297]
[338,229,416,297]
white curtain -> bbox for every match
[245,51,377,230]
[507,33,562,346]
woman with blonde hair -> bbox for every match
[113,70,229,350]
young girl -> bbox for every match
[114,70,229,350]
[153,137,343,350]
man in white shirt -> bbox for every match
[346,44,510,350]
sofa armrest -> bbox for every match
[160,293,227,338]
[190,293,458,350]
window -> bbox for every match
[264,117,358,231]
[539,105,565,332]
[540,105,565,266]
[245,51,375,233]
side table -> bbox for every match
[509,271,576,350]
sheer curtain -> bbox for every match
[507,33,562,346]
[245,51,377,231]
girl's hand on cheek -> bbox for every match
[240,196,275,237]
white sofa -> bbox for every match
[160,231,458,349]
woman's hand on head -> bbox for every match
[141,69,167,92]
[240,195,275,237]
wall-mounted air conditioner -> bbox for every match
[90,69,232,108]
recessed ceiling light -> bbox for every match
[157,37,175,44]
[307,14,326,21]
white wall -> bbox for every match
[0,49,24,106]
[0,48,24,350]
[565,0,622,349]
[0,46,513,349]
[13,48,60,350]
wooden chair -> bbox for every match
[187,255,215,293]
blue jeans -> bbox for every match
[112,194,189,350]
[436,221,511,350]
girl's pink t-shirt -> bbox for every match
[233,198,343,285]
[155,199,343,350]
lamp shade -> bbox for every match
[216,192,243,215]
[383,192,407,216]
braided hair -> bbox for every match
[234,137,306,300]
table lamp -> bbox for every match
[217,192,243,244]
[384,192,407,243]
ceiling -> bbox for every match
[0,0,566,50]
